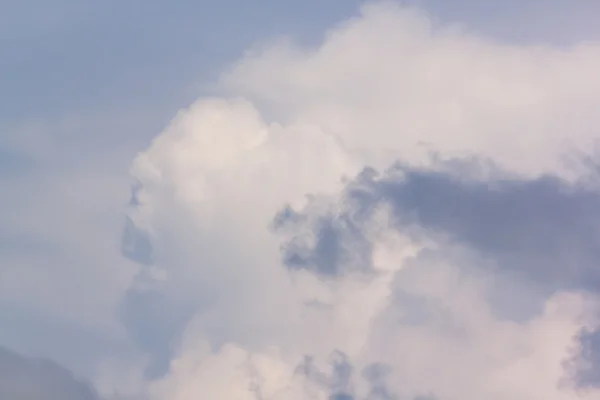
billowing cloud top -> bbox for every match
[118,2,600,400]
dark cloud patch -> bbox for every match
[295,352,356,398]
[277,158,600,292]
[369,166,600,291]
[0,346,99,400]
[565,327,600,391]
[330,351,354,398]
[331,394,355,400]
[273,203,373,277]
[361,363,397,400]
[295,351,406,400]
[295,355,331,389]
[274,157,600,389]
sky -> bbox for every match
[2,0,600,399]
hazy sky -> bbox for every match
[2,1,600,399]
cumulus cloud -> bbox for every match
[121,2,600,399]
[222,2,600,177]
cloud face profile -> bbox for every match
[119,3,600,399]
[4,1,600,400]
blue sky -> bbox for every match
[3,0,599,123]
[2,1,600,399]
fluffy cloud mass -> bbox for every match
[122,2,600,399]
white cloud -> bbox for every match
[222,2,600,178]
[123,2,600,399]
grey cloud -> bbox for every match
[277,159,600,291]
[329,359,436,400]
[295,351,412,400]
[273,205,373,277]
[274,157,600,388]
[567,327,600,390]
[0,346,99,400]
[367,164,600,292]
[331,394,355,400]
[361,363,398,400]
